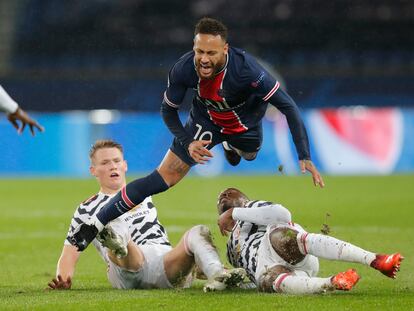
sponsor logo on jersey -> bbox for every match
[251,71,265,88]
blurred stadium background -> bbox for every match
[1,0,413,177]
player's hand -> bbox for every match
[7,107,44,136]
[47,275,72,290]
[217,208,235,236]
[299,159,325,188]
[188,140,213,164]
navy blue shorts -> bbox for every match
[170,111,263,166]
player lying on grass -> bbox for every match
[48,140,245,291]
[217,188,404,294]
[0,85,44,135]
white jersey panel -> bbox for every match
[226,200,273,281]
[64,193,171,260]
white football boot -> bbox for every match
[96,217,129,258]
[203,268,246,292]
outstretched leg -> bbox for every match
[163,225,245,290]
[258,265,360,294]
[296,231,403,278]
[269,226,403,279]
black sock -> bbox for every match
[96,170,169,225]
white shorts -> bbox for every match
[255,223,319,283]
[107,244,173,289]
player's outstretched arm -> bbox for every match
[7,107,44,136]
[232,204,292,225]
[48,245,80,290]
[218,204,292,235]
[0,85,44,135]
[267,88,324,188]
[299,159,325,188]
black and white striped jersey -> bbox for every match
[226,200,273,282]
[64,192,171,255]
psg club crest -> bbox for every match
[217,89,227,97]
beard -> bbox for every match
[195,58,225,79]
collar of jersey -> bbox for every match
[98,191,115,198]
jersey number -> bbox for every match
[194,124,213,143]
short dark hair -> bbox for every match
[194,17,228,41]
[89,139,123,160]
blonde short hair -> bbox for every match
[89,139,123,160]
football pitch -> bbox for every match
[0,175,413,310]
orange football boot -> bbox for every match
[370,253,404,279]
[331,268,360,291]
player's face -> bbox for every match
[217,188,248,214]
[90,147,127,194]
[193,33,228,79]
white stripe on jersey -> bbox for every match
[163,91,179,108]
[262,81,280,102]
[226,200,274,282]
[65,193,171,256]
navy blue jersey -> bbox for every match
[164,47,279,134]
[162,47,310,160]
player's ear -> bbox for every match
[124,160,128,172]
[223,42,229,54]
[89,165,96,177]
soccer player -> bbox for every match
[48,140,245,291]
[217,188,404,294]
[0,85,44,135]
[71,17,324,252]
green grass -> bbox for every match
[0,175,413,310]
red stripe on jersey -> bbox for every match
[121,186,135,208]
[82,194,98,205]
[208,109,248,134]
[198,69,247,134]
[198,70,225,101]
[301,232,309,254]
[273,273,291,292]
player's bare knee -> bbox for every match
[258,265,291,293]
[270,228,305,265]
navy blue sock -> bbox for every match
[96,170,169,225]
